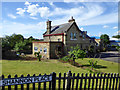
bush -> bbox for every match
[34,52,42,61]
[61,56,70,62]
[116,46,120,51]
[88,59,98,68]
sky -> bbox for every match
[0,1,119,40]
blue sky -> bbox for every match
[1,1,119,40]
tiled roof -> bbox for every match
[43,22,74,35]
[43,21,91,39]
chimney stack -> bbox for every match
[46,20,52,34]
[68,16,75,22]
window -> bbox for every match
[44,48,47,54]
[40,48,42,53]
[70,32,73,39]
[90,39,91,43]
[74,33,76,39]
[81,44,82,49]
[83,35,85,40]
[70,32,77,40]
[80,33,82,36]
[34,47,38,52]
[58,39,61,42]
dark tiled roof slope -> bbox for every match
[43,22,74,35]
[43,21,91,39]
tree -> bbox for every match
[68,45,86,65]
[100,34,110,48]
[112,35,120,39]
[14,41,26,52]
[2,34,24,50]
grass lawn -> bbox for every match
[1,58,119,77]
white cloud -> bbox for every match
[80,27,84,31]
[38,7,50,18]
[23,2,50,18]
[63,0,119,2]
[16,8,25,16]
[15,2,117,26]
[30,17,38,20]
[27,4,39,16]
[2,21,46,39]
[113,26,118,29]
[8,14,16,19]
[77,12,117,26]
[103,25,109,28]
[64,0,85,2]
[49,2,54,6]
[25,1,31,6]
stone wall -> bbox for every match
[64,24,96,54]
[50,42,63,59]
[44,35,63,42]
[32,42,50,59]
[33,42,63,59]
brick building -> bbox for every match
[32,17,96,59]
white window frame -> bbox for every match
[40,48,42,53]
[44,48,47,54]
[70,32,77,40]
[34,47,38,52]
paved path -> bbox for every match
[100,51,120,63]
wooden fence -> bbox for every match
[1,71,120,89]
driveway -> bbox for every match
[100,51,120,63]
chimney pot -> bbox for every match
[68,16,75,22]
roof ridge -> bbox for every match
[51,21,74,27]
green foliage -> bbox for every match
[103,47,106,52]
[14,41,26,51]
[100,34,110,48]
[2,34,41,55]
[2,34,24,50]
[116,46,120,51]
[112,35,120,39]
[68,45,86,60]
[61,56,70,62]
[34,52,42,61]
[88,58,98,70]
[88,45,94,53]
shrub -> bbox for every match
[88,59,98,69]
[61,56,70,62]
[116,46,120,51]
[34,52,42,61]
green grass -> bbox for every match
[76,58,119,73]
[1,58,119,77]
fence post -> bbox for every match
[67,71,72,90]
[52,72,56,90]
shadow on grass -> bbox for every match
[81,64,107,69]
